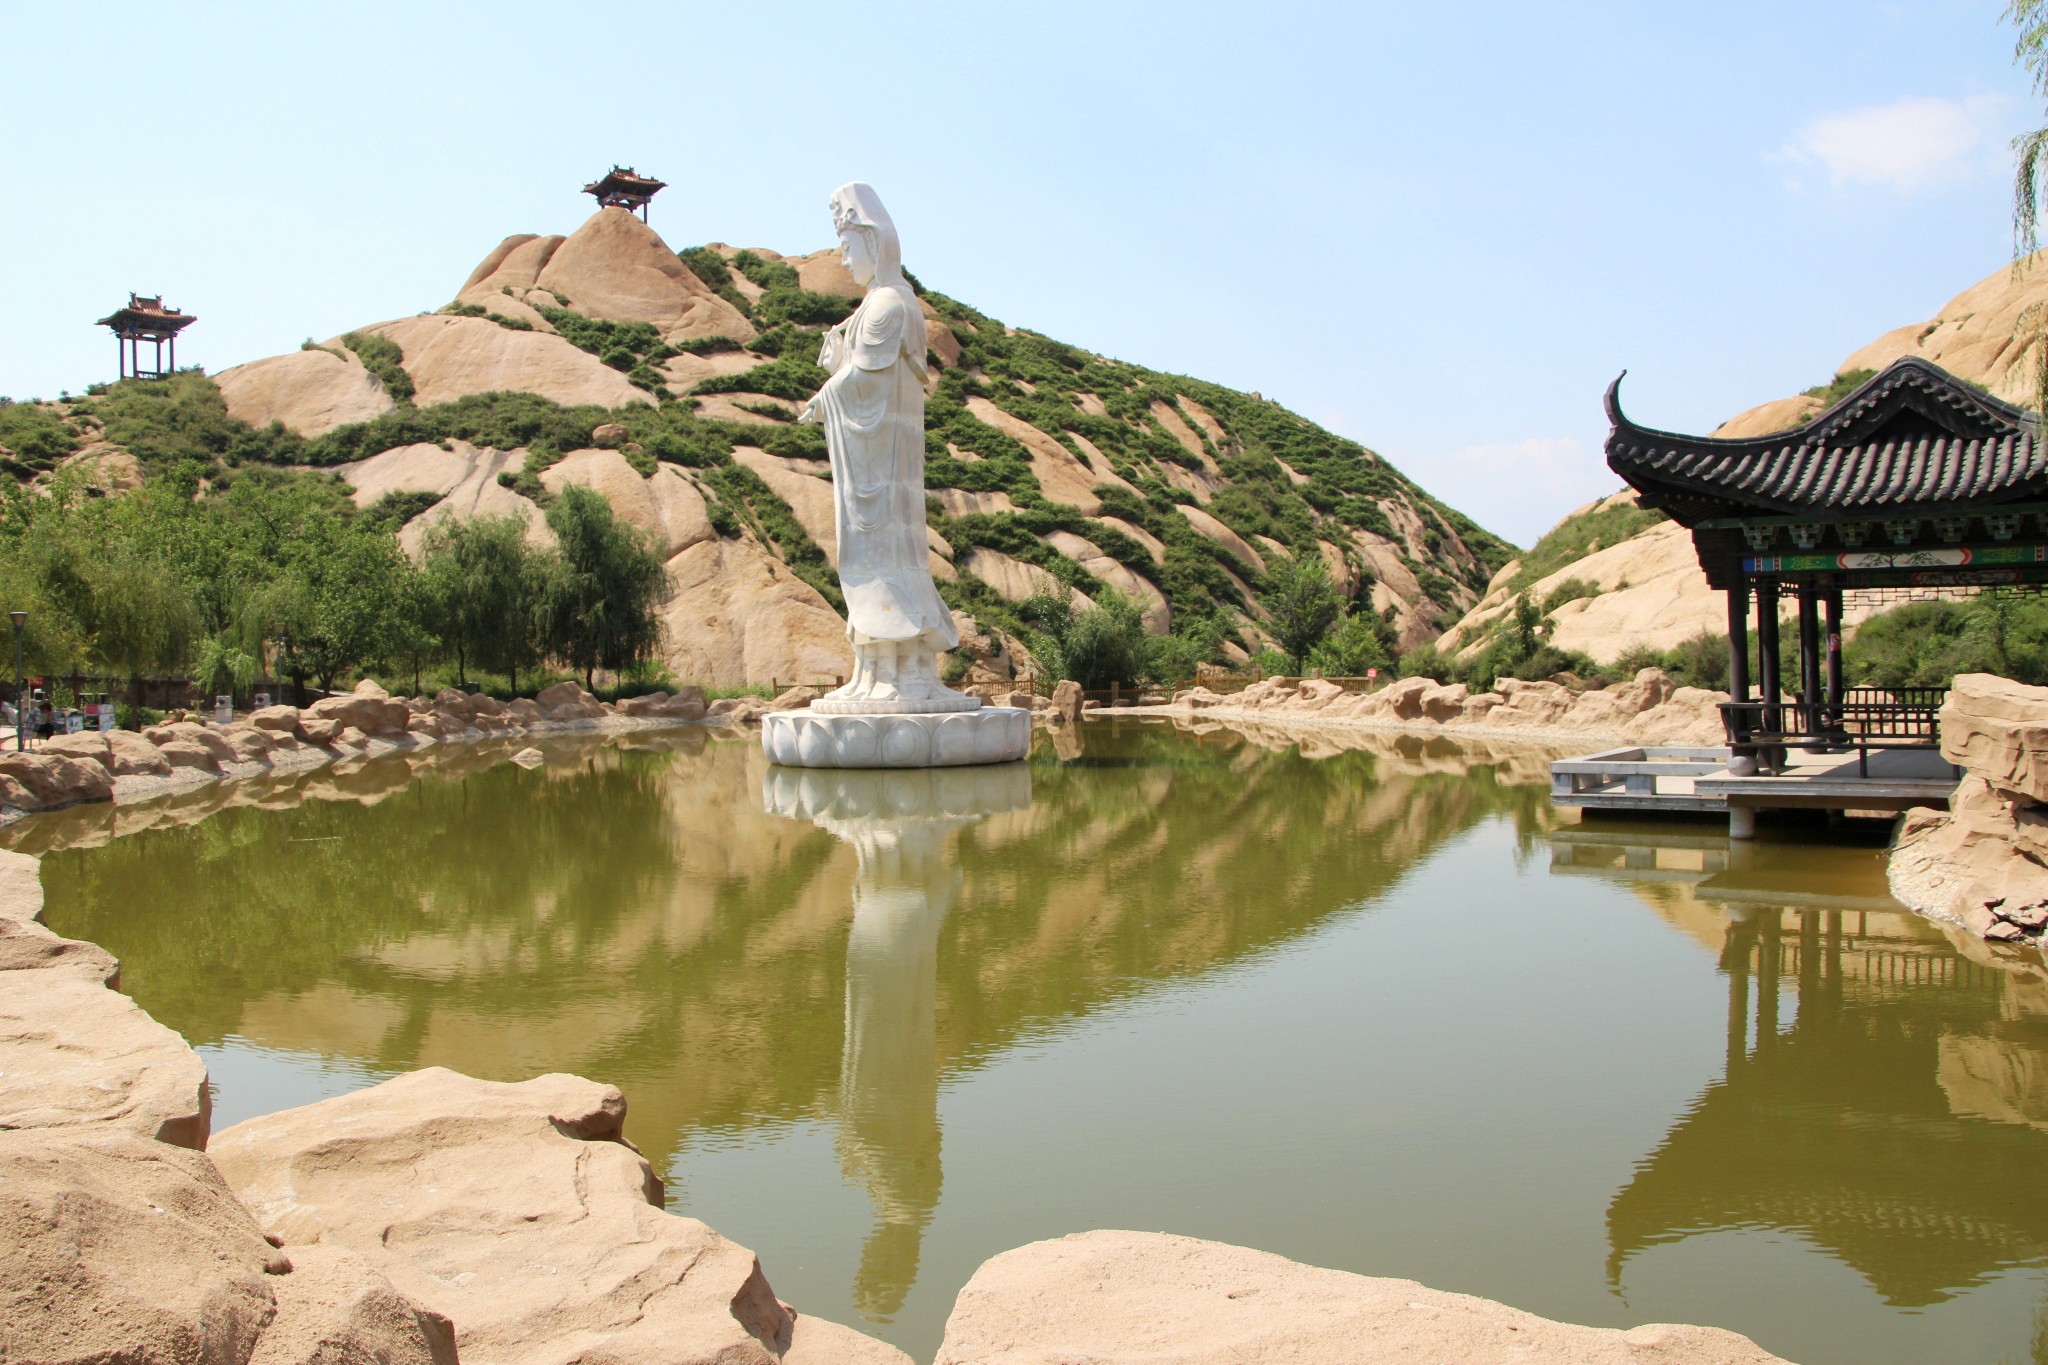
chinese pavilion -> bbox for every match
[96,294,197,381]
[582,165,665,222]
[1604,356,2048,766]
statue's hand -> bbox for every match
[797,398,821,425]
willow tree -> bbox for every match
[2011,3,2048,411]
[538,487,667,691]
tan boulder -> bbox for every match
[1419,681,1469,722]
[250,704,308,740]
[768,685,823,712]
[213,344,395,438]
[1938,673,2048,802]
[0,750,115,809]
[535,207,756,343]
[304,693,412,739]
[152,738,221,772]
[147,721,239,764]
[927,318,963,368]
[105,728,172,775]
[591,421,630,448]
[41,730,112,764]
[709,695,768,724]
[0,967,211,1147]
[616,689,707,720]
[211,1067,905,1365]
[1375,676,1433,721]
[0,912,117,983]
[1624,687,1731,747]
[936,1231,1789,1365]
[1049,679,1084,723]
[661,536,852,687]
[298,717,342,746]
[507,697,545,724]
[535,681,605,721]
[0,1128,284,1365]
[363,314,653,411]
[251,1243,457,1365]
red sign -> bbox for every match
[1366,668,1379,680]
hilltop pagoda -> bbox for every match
[582,165,665,222]
[97,293,196,381]
[1604,355,2048,771]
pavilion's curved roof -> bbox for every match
[1604,357,2048,524]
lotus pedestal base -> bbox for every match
[762,705,1031,769]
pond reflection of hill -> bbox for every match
[31,724,1554,1246]
[1557,823,2048,1310]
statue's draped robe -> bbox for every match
[816,283,956,649]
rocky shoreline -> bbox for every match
[1107,667,1730,749]
[0,693,1797,1363]
[0,678,735,822]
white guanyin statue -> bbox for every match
[798,182,978,715]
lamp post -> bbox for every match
[9,612,25,752]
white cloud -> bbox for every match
[1775,94,2012,194]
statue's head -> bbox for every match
[830,182,904,290]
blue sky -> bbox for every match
[0,1,2036,546]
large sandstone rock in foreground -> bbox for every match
[937,1231,1789,1364]
[211,1067,906,1365]
[1892,674,2048,941]
[0,964,211,1148]
[0,1128,282,1365]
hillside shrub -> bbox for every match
[0,403,79,477]
[675,247,755,316]
[694,357,830,403]
[341,332,414,404]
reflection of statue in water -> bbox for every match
[798,183,970,713]
[761,763,1031,1317]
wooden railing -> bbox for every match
[1720,686,1947,774]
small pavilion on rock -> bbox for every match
[582,166,665,222]
[96,293,196,381]
[1604,355,2048,773]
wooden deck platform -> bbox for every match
[1551,747,1734,815]
[1551,745,1960,838]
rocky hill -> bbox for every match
[10,207,1509,687]
[1440,251,2048,667]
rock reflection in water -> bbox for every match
[761,763,1031,1318]
[1554,823,2048,1309]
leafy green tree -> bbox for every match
[1261,553,1343,669]
[1307,611,1391,676]
[1020,589,1149,689]
[538,487,667,690]
[420,514,541,686]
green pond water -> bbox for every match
[16,720,2048,1364]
